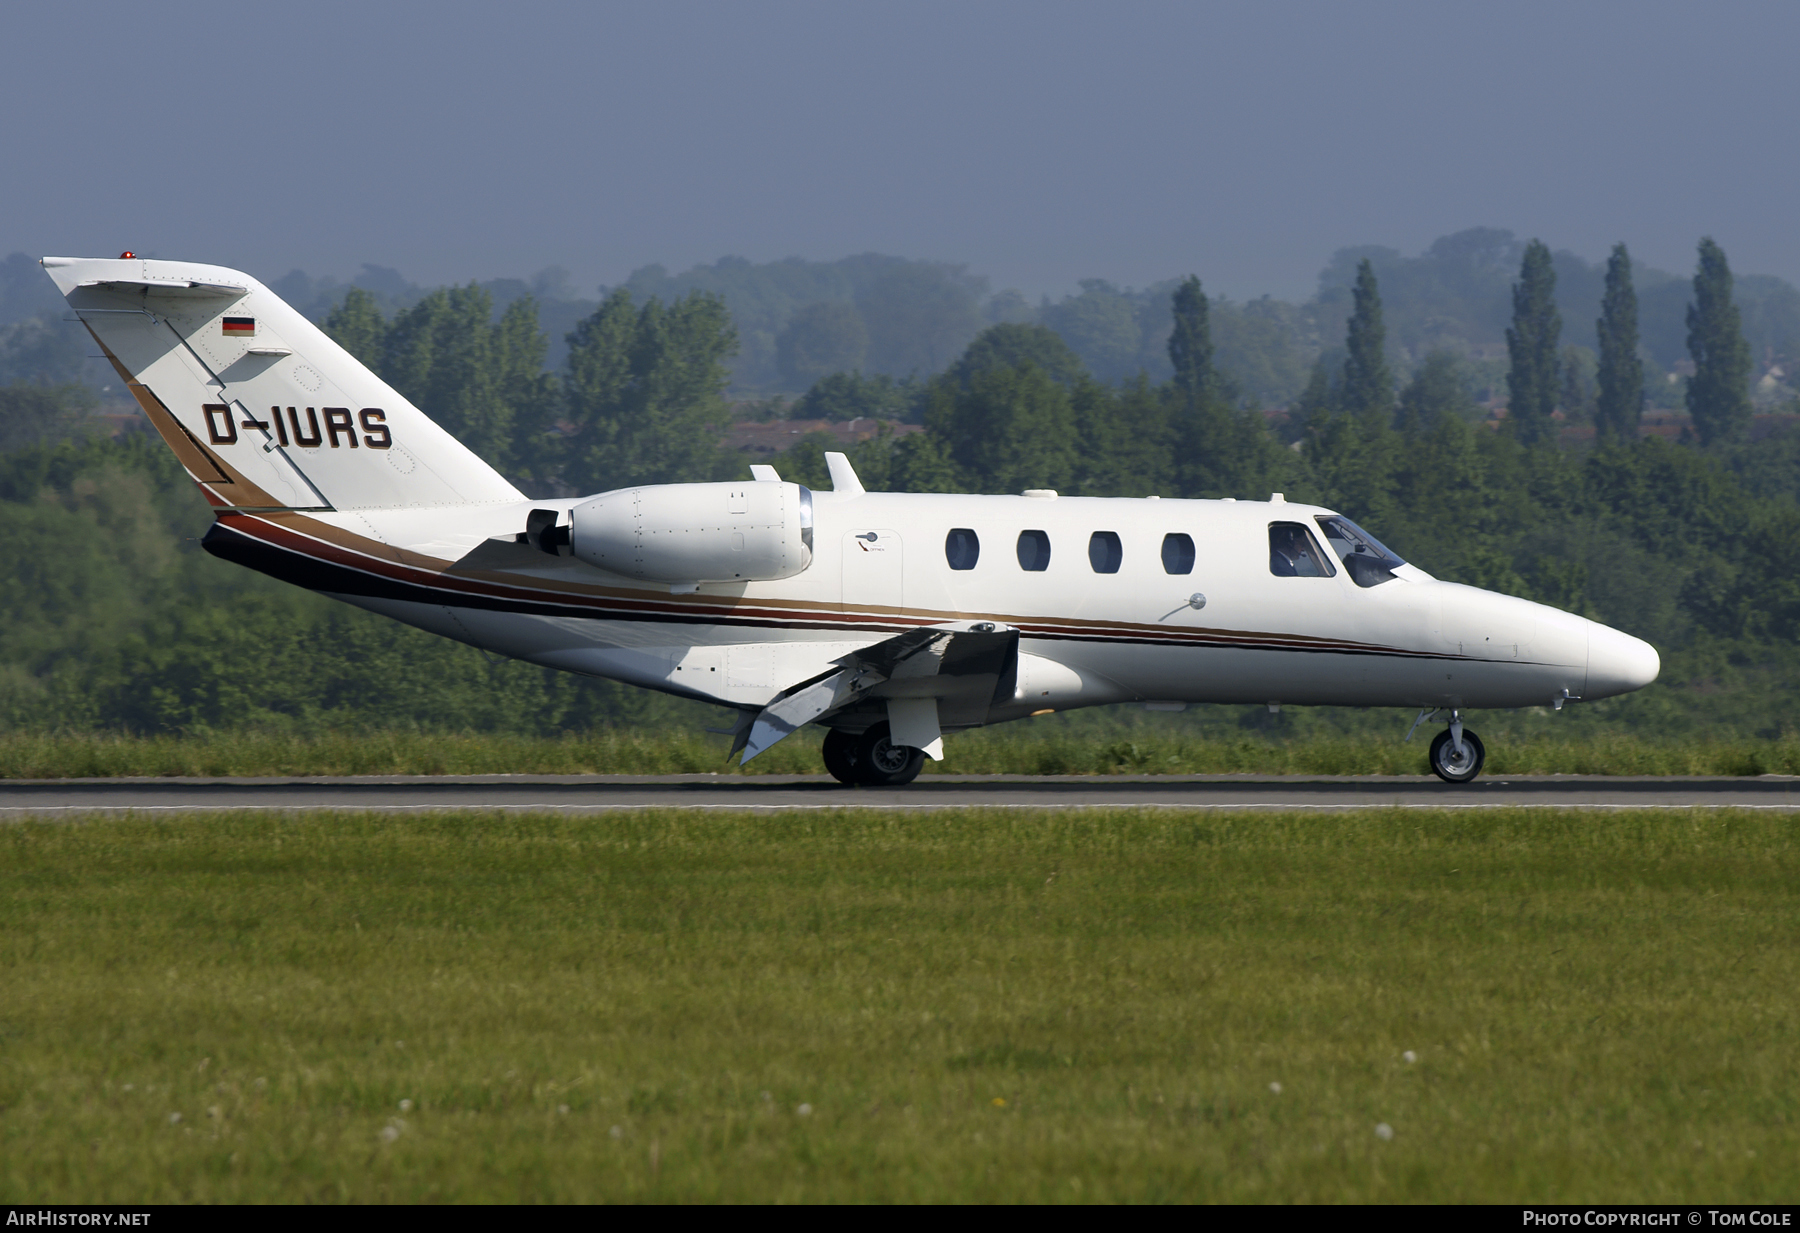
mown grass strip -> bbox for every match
[1,807,1794,1202]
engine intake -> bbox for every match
[570,481,813,584]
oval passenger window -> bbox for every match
[945,528,980,571]
[1088,531,1122,574]
[1016,529,1051,571]
[1161,532,1195,575]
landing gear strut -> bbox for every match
[821,722,926,787]
[1427,711,1485,784]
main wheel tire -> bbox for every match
[821,727,860,786]
[1428,728,1486,784]
[853,722,926,787]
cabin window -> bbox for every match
[1269,522,1336,578]
[945,528,980,570]
[1161,532,1196,575]
[1088,531,1123,574]
[1315,515,1403,588]
[1016,529,1051,571]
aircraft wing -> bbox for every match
[737,622,1018,763]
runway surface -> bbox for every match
[1,773,1797,815]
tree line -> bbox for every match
[0,236,1796,738]
[779,237,1800,677]
[7,233,1798,409]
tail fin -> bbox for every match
[40,256,523,512]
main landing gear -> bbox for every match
[822,722,927,787]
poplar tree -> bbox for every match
[1594,243,1643,442]
[1167,275,1214,405]
[1686,237,1753,447]
[1339,259,1392,422]
[1308,261,1397,525]
[1165,275,1241,496]
[1505,240,1560,445]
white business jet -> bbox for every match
[42,255,1659,785]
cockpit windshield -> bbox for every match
[1315,515,1405,588]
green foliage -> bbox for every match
[1167,275,1214,404]
[8,249,1800,745]
[1396,350,1477,430]
[561,288,739,493]
[1594,243,1644,441]
[320,287,386,369]
[7,728,1797,779]
[621,253,986,390]
[1303,264,1401,525]
[0,316,89,388]
[924,360,1078,493]
[1506,240,1561,444]
[790,371,922,423]
[941,323,1085,391]
[0,382,97,453]
[1078,376,1173,498]
[0,433,720,735]
[1558,344,1596,425]
[1686,237,1753,447]
[853,263,986,376]
[1037,279,1150,384]
[382,285,544,473]
[1340,259,1393,422]
[13,237,1800,422]
[322,284,556,481]
[775,301,868,388]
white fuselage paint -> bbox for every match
[318,487,1657,725]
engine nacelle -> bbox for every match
[570,481,814,584]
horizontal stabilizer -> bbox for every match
[76,278,247,298]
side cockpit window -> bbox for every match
[1269,522,1335,578]
[1315,515,1404,587]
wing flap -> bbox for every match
[737,621,1018,763]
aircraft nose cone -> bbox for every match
[1586,624,1660,698]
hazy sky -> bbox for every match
[6,1,1796,302]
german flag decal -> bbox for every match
[222,317,255,336]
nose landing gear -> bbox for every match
[1425,711,1485,783]
[1407,707,1486,783]
[821,722,927,787]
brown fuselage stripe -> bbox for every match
[208,515,1480,662]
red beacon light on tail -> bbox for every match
[118,251,135,259]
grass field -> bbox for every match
[1,807,1795,1203]
[3,727,1799,778]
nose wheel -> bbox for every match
[1428,724,1485,783]
[821,722,926,787]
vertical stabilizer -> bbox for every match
[41,257,523,512]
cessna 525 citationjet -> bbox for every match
[42,255,1660,785]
